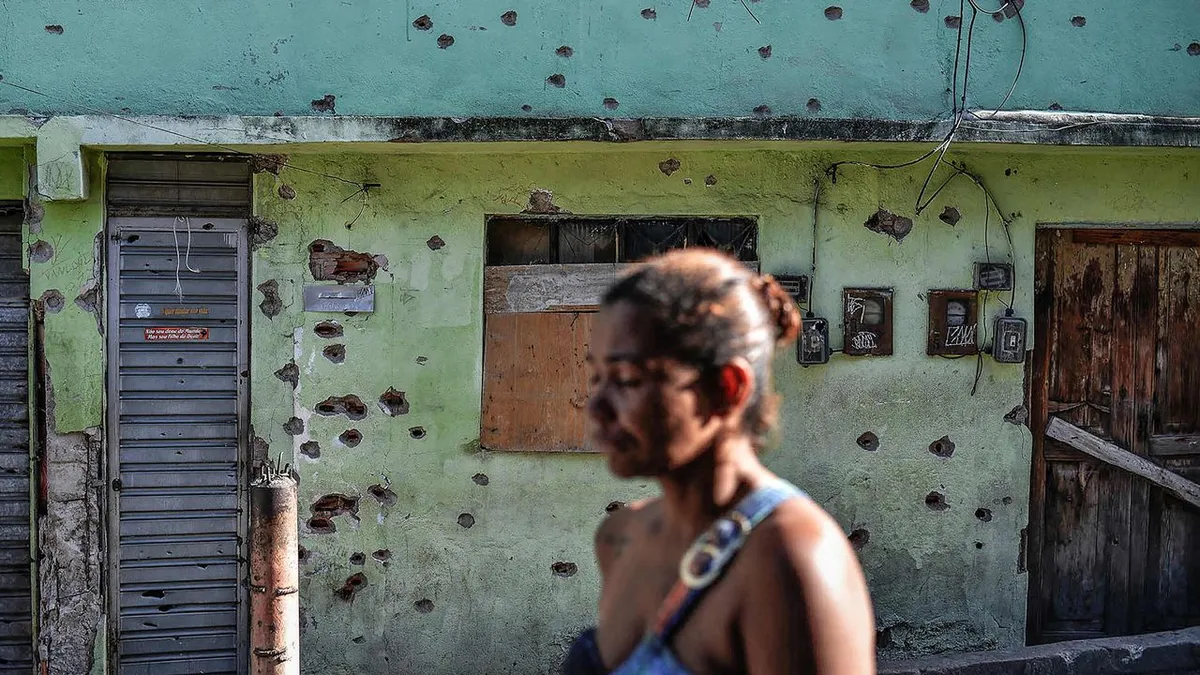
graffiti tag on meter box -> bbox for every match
[144,327,210,341]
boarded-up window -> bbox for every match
[481,215,758,452]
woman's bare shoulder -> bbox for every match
[593,497,660,577]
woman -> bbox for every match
[563,249,876,675]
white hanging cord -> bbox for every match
[182,216,201,274]
[172,216,184,301]
[171,217,203,301]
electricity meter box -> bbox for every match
[992,313,1028,363]
[797,316,830,366]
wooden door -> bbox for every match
[1028,228,1200,644]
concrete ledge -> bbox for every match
[4,110,1200,201]
[879,628,1200,675]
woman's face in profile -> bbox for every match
[586,301,715,478]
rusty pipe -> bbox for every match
[250,465,299,675]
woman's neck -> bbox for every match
[656,436,770,542]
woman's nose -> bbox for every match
[586,386,615,423]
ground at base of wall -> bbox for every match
[879,628,1200,675]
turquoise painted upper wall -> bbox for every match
[2,1,1198,119]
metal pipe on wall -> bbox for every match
[249,463,299,675]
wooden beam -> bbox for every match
[483,261,761,314]
[1046,417,1200,511]
[1071,229,1200,247]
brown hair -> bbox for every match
[601,248,801,447]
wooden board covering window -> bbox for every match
[481,311,595,452]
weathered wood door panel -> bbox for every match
[1029,229,1200,644]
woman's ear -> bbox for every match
[715,359,755,413]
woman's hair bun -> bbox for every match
[750,274,802,347]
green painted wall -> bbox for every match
[9,142,1199,671]
[27,152,105,433]
[0,149,24,199]
[247,144,1198,672]
[3,2,1199,119]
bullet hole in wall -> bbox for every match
[413,15,433,30]
[856,432,880,452]
[316,395,368,420]
[865,209,913,243]
[40,289,65,313]
[501,10,518,25]
[758,45,772,58]
[298,545,310,564]
[694,0,710,7]
[605,501,625,513]
[683,178,693,185]
[300,441,321,459]
[1049,102,1064,111]
[314,321,343,339]
[705,175,718,186]
[848,528,870,550]
[658,158,681,176]
[29,240,53,263]
[45,24,64,34]
[976,508,993,522]
[752,104,772,117]
[349,552,366,565]
[975,541,984,549]
[472,473,490,486]
[311,94,336,113]
[335,573,368,601]
[249,216,279,249]
[415,599,435,613]
[910,0,929,13]
[339,429,363,447]
[457,513,476,528]
[929,435,955,458]
[415,356,429,365]
[307,517,336,534]
[368,484,398,507]
[939,206,962,226]
[945,15,962,28]
[278,184,297,200]
[521,104,533,112]
[312,494,360,519]
[603,97,620,110]
[409,426,426,439]
[257,280,282,318]
[556,45,574,57]
[1004,404,1029,426]
[1070,16,1086,27]
[379,388,410,416]
[807,98,822,113]
[352,636,365,644]
[547,73,567,88]
[274,361,299,388]
[308,240,381,283]
[824,6,843,20]
[283,417,305,436]
[925,491,949,511]
[1002,496,1013,505]
[323,344,346,364]
[372,549,392,563]
[437,34,455,48]
[552,562,578,578]
[249,153,288,175]
[426,235,446,251]
[641,8,657,19]
[1188,42,1200,56]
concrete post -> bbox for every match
[249,465,299,675]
